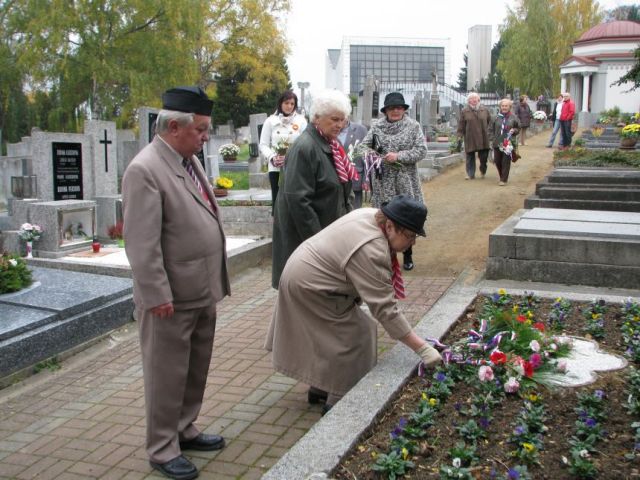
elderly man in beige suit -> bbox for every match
[122,86,230,480]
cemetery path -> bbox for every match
[412,128,556,282]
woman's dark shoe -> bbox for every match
[403,261,414,271]
[322,403,333,416]
[308,387,328,404]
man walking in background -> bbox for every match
[123,86,229,480]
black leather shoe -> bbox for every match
[308,387,328,404]
[179,433,225,452]
[150,455,198,480]
[403,261,414,271]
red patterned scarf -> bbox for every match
[379,225,406,299]
[314,125,359,183]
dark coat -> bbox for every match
[271,125,352,288]
[489,112,520,148]
[457,105,492,153]
[514,102,532,128]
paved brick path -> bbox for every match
[0,266,452,479]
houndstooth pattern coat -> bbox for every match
[359,114,427,208]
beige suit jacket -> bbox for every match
[122,136,230,310]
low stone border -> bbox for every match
[262,278,640,479]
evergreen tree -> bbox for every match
[457,51,468,91]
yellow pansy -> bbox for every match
[512,305,519,313]
[499,288,507,295]
[401,447,409,460]
[522,442,535,452]
[429,398,438,406]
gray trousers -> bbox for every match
[465,150,489,178]
[547,119,563,146]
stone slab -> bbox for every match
[547,168,640,184]
[521,207,640,224]
[524,196,640,212]
[514,218,640,239]
[0,266,133,378]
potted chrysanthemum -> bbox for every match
[619,124,640,149]
[218,144,240,163]
[212,176,234,197]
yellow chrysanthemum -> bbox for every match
[215,177,234,189]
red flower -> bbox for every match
[523,361,534,378]
[516,314,527,323]
[490,351,507,365]
[533,322,545,332]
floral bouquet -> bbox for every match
[532,110,547,121]
[499,136,514,157]
[0,252,33,294]
[274,138,290,156]
[214,176,233,189]
[620,123,640,139]
[218,143,240,158]
[18,223,43,242]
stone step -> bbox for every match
[546,168,640,184]
[535,184,640,201]
[486,208,640,288]
[524,195,640,212]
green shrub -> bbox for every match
[554,148,640,168]
[0,253,33,294]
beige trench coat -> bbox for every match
[265,208,413,396]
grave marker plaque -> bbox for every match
[52,142,83,200]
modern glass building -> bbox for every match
[326,36,451,95]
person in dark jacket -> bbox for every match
[457,92,492,180]
[339,120,368,208]
[489,98,520,186]
[514,95,532,145]
[271,89,355,289]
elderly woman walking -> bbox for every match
[271,89,357,289]
[358,92,427,271]
[266,195,442,414]
[457,92,492,180]
[490,98,520,186]
[514,95,532,146]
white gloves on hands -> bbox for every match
[415,343,442,368]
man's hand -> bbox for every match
[150,302,174,318]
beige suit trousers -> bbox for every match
[138,304,217,463]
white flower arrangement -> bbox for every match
[532,110,547,121]
[218,143,240,157]
[18,223,43,242]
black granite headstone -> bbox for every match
[52,142,83,200]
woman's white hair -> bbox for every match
[467,92,480,103]
[309,89,351,120]
[499,98,513,108]
[155,109,195,135]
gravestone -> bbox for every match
[138,107,159,152]
[487,207,640,288]
[32,132,92,202]
[84,120,118,197]
[116,129,137,181]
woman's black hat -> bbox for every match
[381,195,427,236]
[380,92,410,113]
[162,86,213,116]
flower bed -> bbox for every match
[334,292,640,479]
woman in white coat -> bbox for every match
[259,90,307,213]
[265,195,442,414]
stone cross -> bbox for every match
[99,129,112,172]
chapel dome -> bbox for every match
[576,20,640,43]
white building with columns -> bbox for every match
[560,20,640,126]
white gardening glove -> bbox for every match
[415,343,442,368]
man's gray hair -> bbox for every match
[309,89,351,120]
[155,110,195,135]
[467,92,480,103]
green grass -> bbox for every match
[238,143,250,161]
[220,170,249,190]
[554,148,640,168]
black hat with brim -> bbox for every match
[381,92,410,113]
[381,194,427,236]
[162,86,213,116]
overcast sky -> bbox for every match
[284,0,635,95]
